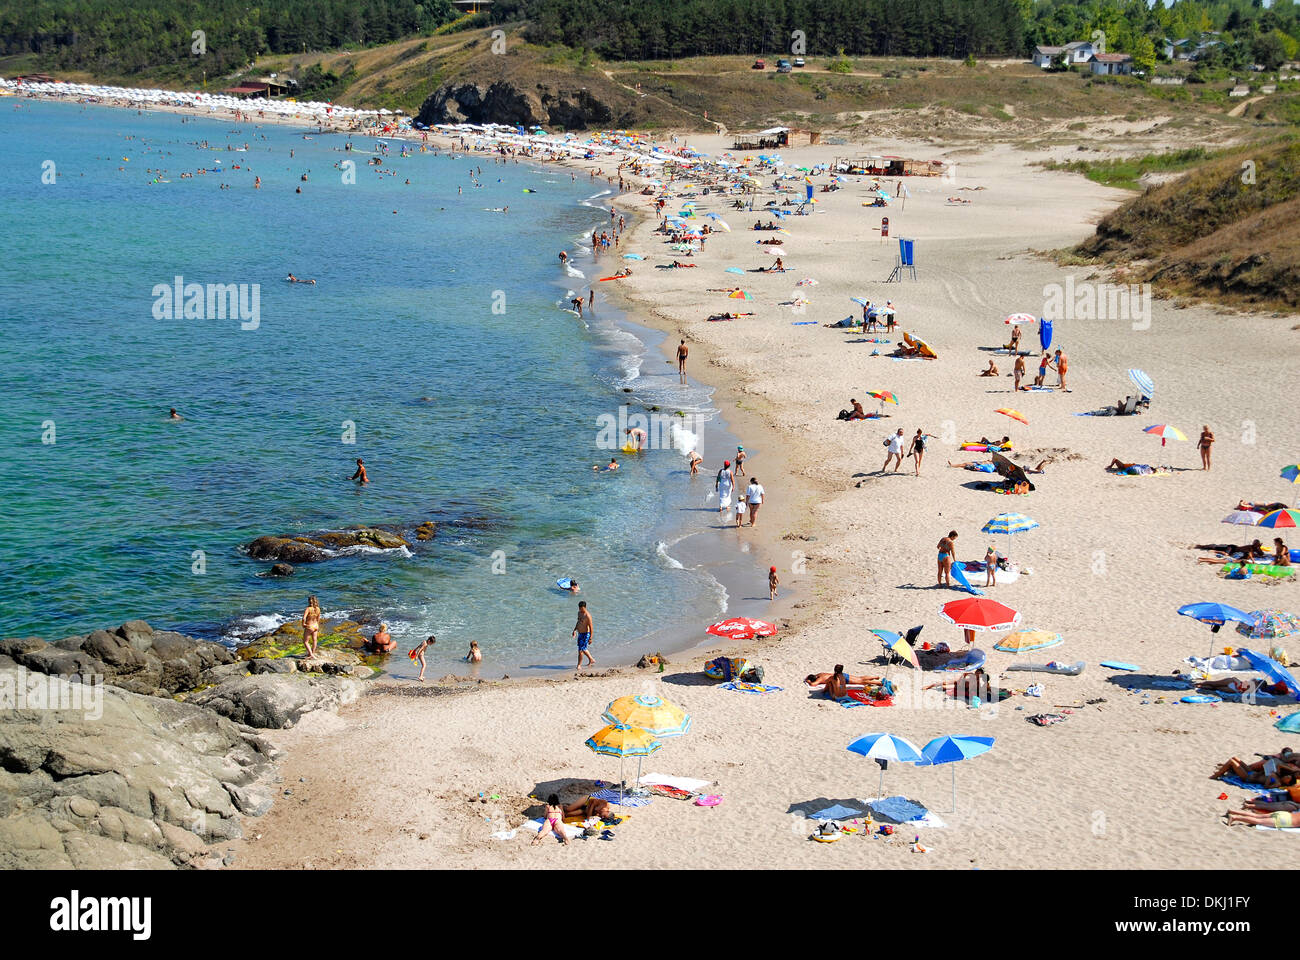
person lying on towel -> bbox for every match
[804,665,877,699]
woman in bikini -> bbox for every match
[531,794,570,846]
[1198,425,1215,470]
[301,596,322,658]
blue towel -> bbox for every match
[867,796,929,823]
[720,681,783,694]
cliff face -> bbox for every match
[415,80,619,130]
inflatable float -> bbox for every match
[1006,660,1085,675]
[949,562,985,596]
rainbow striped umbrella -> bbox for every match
[1258,509,1300,529]
[1143,423,1186,446]
[1281,465,1300,484]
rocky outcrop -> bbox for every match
[2,620,235,699]
[245,525,412,564]
[416,80,618,130]
[0,668,279,869]
[190,672,360,729]
[234,618,383,672]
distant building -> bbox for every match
[1229,85,1250,97]
[1089,53,1134,76]
[1032,41,1097,68]
[1032,45,1064,68]
[223,77,294,99]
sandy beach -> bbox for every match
[205,127,1298,870]
[8,86,1297,869]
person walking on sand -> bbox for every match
[907,429,928,476]
[716,460,735,518]
[301,595,322,658]
[409,635,435,681]
[1198,425,1215,470]
[572,600,595,672]
[677,339,689,384]
[937,531,958,587]
[734,445,747,477]
[769,565,779,599]
[883,429,905,473]
[1013,354,1026,392]
[350,458,369,485]
[745,476,765,527]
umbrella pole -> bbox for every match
[952,765,957,814]
[877,766,884,800]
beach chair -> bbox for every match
[879,625,924,664]
[885,238,917,282]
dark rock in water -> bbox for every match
[267,563,295,577]
[245,526,410,563]
[415,521,437,542]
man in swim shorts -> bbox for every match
[677,340,688,384]
[572,600,595,672]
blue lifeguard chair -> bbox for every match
[886,237,916,282]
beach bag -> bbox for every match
[740,665,765,684]
[837,409,851,421]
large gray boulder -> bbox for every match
[0,667,280,869]
[190,673,360,729]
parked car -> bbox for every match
[793,57,806,67]
[752,59,766,69]
[776,59,793,73]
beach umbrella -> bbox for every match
[712,220,732,232]
[850,296,871,307]
[602,694,692,738]
[1236,610,1300,641]
[940,597,1020,633]
[995,408,1028,426]
[1276,713,1300,733]
[727,290,753,301]
[868,390,898,405]
[1257,508,1300,529]
[1143,424,1186,447]
[871,629,919,670]
[1128,369,1154,399]
[1177,602,1255,629]
[1222,510,1263,526]
[1281,465,1300,484]
[981,510,1039,557]
[847,733,922,798]
[993,630,1062,653]
[725,267,746,275]
[1004,313,1035,325]
[1237,648,1300,700]
[914,736,994,812]
[706,616,777,639]
[586,723,661,802]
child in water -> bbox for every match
[768,566,779,599]
[408,635,435,682]
[464,640,482,663]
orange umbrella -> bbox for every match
[995,408,1028,426]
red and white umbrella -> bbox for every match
[940,598,1020,632]
[1004,313,1035,325]
[706,617,777,639]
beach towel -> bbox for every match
[1027,713,1066,726]
[720,681,783,694]
[837,692,894,708]
[638,774,713,792]
[591,788,653,807]
[867,796,928,823]
[522,818,586,840]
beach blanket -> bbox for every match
[1027,712,1067,726]
[591,788,653,807]
[522,818,586,840]
[638,774,713,792]
[866,796,929,824]
[837,693,894,708]
[720,681,783,694]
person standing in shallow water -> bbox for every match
[350,458,369,485]
[572,600,595,673]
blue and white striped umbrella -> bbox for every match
[981,513,1040,537]
[847,733,922,798]
[1128,368,1154,399]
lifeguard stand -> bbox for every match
[886,237,916,282]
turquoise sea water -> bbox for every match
[0,100,760,672]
